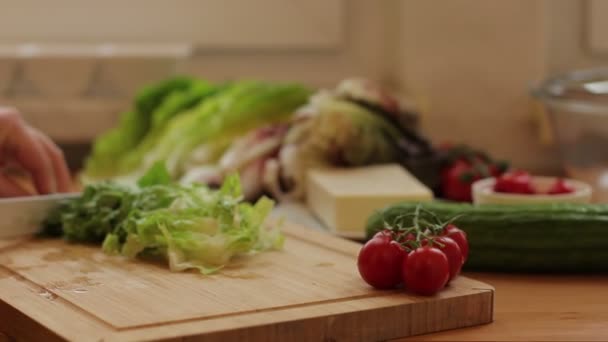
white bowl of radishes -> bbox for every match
[472,171,592,205]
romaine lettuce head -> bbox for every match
[85,77,220,178]
[141,81,311,177]
[83,80,311,185]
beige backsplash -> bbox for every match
[396,0,563,174]
[1,0,606,176]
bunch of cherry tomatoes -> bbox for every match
[357,210,469,296]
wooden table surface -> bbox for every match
[2,202,607,341]
[400,272,608,341]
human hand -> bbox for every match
[0,107,71,197]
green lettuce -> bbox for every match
[85,77,223,178]
[83,79,311,183]
[311,97,405,165]
[44,164,282,274]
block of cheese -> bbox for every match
[306,164,433,238]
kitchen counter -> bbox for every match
[2,201,607,341]
[401,272,608,341]
[274,204,608,341]
[0,271,604,342]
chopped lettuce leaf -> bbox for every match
[44,164,282,274]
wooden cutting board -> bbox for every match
[0,224,494,342]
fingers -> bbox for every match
[0,106,19,118]
[0,107,71,195]
[34,130,72,192]
[0,172,35,197]
[0,107,21,145]
[8,124,56,194]
[0,109,57,194]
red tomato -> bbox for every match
[494,171,535,194]
[441,160,480,202]
[396,232,416,243]
[489,163,507,177]
[402,246,450,296]
[432,237,463,282]
[547,178,575,195]
[357,235,407,289]
[443,224,469,262]
[373,230,393,239]
[489,165,500,177]
[438,142,455,151]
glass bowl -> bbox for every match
[533,68,608,202]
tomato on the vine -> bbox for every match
[358,206,471,296]
[396,232,416,243]
[442,224,469,262]
[439,144,510,202]
[431,237,463,282]
[357,234,407,289]
[402,246,450,296]
[373,230,393,239]
[441,159,480,202]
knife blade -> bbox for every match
[0,193,79,238]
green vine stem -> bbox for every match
[380,204,462,252]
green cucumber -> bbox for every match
[365,202,608,273]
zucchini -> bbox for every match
[365,202,608,272]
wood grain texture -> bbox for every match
[0,224,493,341]
[399,273,608,342]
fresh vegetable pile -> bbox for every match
[43,163,282,274]
[358,207,469,295]
[84,78,312,185]
[366,201,608,273]
[193,79,438,201]
[83,77,440,202]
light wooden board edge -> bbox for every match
[0,268,493,342]
[0,224,494,342]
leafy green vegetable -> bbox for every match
[312,97,404,165]
[263,96,411,200]
[45,164,282,274]
[83,79,311,182]
[85,77,222,178]
[137,160,172,188]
